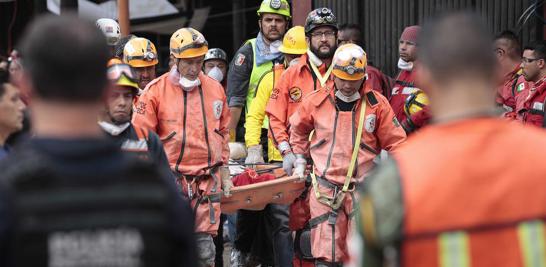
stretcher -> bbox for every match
[220,163,306,214]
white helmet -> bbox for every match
[96,18,121,46]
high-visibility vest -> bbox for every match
[396,118,546,267]
[246,38,274,129]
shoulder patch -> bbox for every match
[213,100,223,119]
[235,53,246,66]
[289,87,302,102]
[366,91,379,106]
[365,114,377,133]
[517,83,525,93]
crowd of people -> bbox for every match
[1,0,546,266]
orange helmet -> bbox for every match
[170,28,208,59]
[123,37,159,68]
[107,58,123,67]
[332,43,367,81]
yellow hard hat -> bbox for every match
[123,37,158,68]
[257,0,291,18]
[278,26,307,55]
[170,28,208,59]
[404,90,429,117]
[332,43,367,81]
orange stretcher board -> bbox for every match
[220,174,305,214]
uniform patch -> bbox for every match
[235,53,246,66]
[393,117,401,127]
[213,100,223,119]
[391,86,400,95]
[365,114,376,133]
[134,101,147,115]
[270,88,280,100]
[532,101,544,112]
[270,0,281,9]
[289,87,302,102]
[517,83,525,93]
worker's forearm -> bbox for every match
[228,106,243,131]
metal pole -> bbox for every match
[118,0,130,37]
[232,0,243,54]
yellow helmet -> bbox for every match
[123,37,158,68]
[107,57,123,67]
[278,26,307,55]
[170,28,208,59]
[257,0,291,18]
[332,43,367,81]
[404,90,429,117]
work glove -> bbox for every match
[282,152,297,176]
[244,145,264,166]
[220,166,234,197]
[293,154,307,181]
[229,142,247,160]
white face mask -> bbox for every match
[398,58,414,71]
[288,57,300,67]
[98,121,131,136]
[335,90,361,103]
[179,75,201,91]
[207,66,224,82]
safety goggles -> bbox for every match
[107,64,136,81]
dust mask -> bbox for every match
[179,75,201,91]
[398,58,414,71]
[335,90,361,103]
[207,67,224,82]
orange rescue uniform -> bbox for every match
[132,70,230,235]
[395,118,546,267]
[289,82,406,263]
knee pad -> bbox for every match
[294,228,313,260]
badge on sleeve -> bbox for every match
[213,100,223,119]
[365,114,377,133]
[235,53,246,66]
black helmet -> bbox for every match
[304,8,338,34]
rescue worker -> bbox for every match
[227,0,290,142]
[245,26,307,165]
[96,18,121,56]
[203,48,228,89]
[390,25,421,123]
[123,37,158,91]
[203,47,229,267]
[132,27,232,267]
[239,25,307,267]
[266,7,338,176]
[519,40,546,127]
[337,23,392,98]
[494,30,529,118]
[99,63,171,172]
[356,12,546,267]
[1,14,197,266]
[0,72,25,159]
[289,43,405,266]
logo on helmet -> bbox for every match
[270,0,281,9]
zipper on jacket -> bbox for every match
[198,86,213,169]
[175,91,188,173]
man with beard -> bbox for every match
[123,37,159,93]
[518,41,546,127]
[265,7,338,266]
[227,0,290,143]
[98,63,170,172]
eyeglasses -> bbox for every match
[522,57,542,64]
[310,31,336,39]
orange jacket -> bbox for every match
[289,82,406,184]
[132,70,230,175]
[266,54,327,151]
[395,118,546,267]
